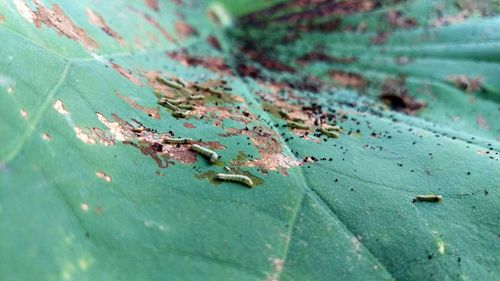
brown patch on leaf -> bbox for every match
[380,78,426,115]
[476,116,490,131]
[13,0,98,50]
[145,0,159,11]
[371,32,390,44]
[221,126,300,173]
[241,47,295,73]
[110,62,144,86]
[86,9,126,46]
[116,92,159,119]
[73,126,115,146]
[330,71,366,89]
[167,50,232,75]
[387,11,416,28]
[206,35,222,51]
[130,8,174,43]
[433,10,469,27]
[297,52,357,65]
[93,113,224,168]
[175,21,198,38]
[0,14,4,23]
[447,75,483,93]
[183,122,195,129]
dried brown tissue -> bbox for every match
[116,92,159,119]
[75,112,224,168]
[13,0,98,50]
[221,126,300,174]
[86,9,126,46]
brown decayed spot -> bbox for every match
[476,116,490,131]
[175,21,198,38]
[297,52,357,65]
[129,8,174,43]
[167,50,233,75]
[0,13,4,23]
[240,47,295,73]
[183,122,195,129]
[86,9,126,46]
[240,0,375,28]
[221,127,300,174]
[433,10,469,27]
[370,32,390,44]
[380,78,426,115]
[73,126,115,146]
[206,35,222,51]
[20,109,28,118]
[145,0,159,11]
[447,75,483,93]
[91,113,224,168]
[386,10,416,28]
[330,70,366,89]
[116,92,159,119]
[110,62,144,86]
[236,63,261,80]
[13,0,98,50]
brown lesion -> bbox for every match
[447,75,483,93]
[166,50,233,75]
[221,127,300,174]
[110,62,144,86]
[380,78,426,115]
[296,52,357,65]
[86,9,126,46]
[175,21,198,39]
[13,0,98,50]
[116,91,160,119]
[128,7,174,43]
[85,112,225,168]
[329,70,366,89]
[144,0,159,11]
[386,10,416,28]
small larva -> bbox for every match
[159,99,180,111]
[413,194,443,202]
[189,95,205,100]
[178,104,194,110]
[172,111,189,118]
[132,126,145,133]
[319,127,340,138]
[175,78,188,87]
[165,98,184,105]
[161,136,193,144]
[279,109,290,119]
[322,124,341,132]
[190,144,218,163]
[287,121,309,130]
[156,77,183,90]
[215,173,254,188]
[208,88,223,97]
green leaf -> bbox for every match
[0,1,498,281]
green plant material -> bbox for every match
[0,0,499,281]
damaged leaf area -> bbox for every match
[0,0,499,281]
